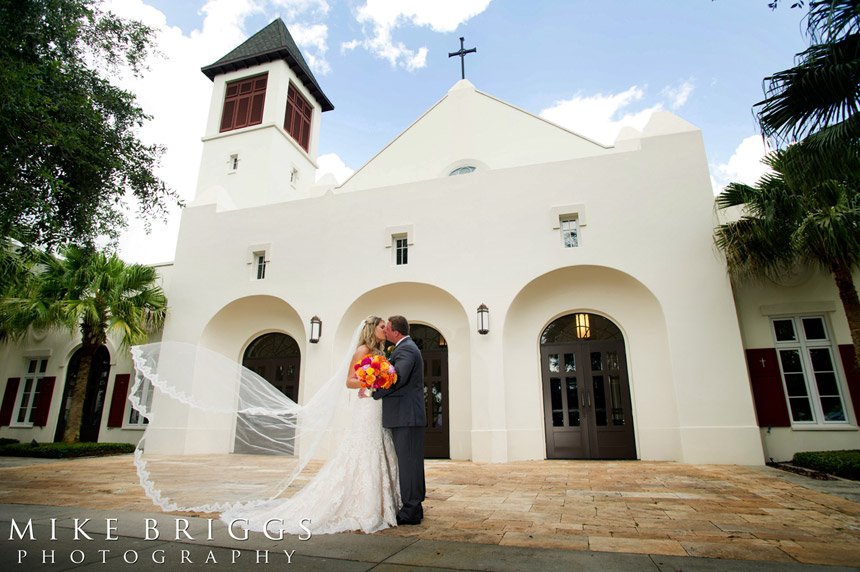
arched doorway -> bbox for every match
[540,313,636,459]
[242,333,301,401]
[411,324,449,458]
[235,332,301,454]
[54,345,111,442]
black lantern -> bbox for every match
[310,315,322,343]
[477,304,489,335]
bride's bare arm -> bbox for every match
[346,345,369,389]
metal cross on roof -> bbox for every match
[448,37,477,80]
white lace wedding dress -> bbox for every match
[220,395,401,535]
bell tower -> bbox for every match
[193,19,334,210]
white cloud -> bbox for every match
[344,0,492,70]
[661,80,694,110]
[316,153,355,184]
[711,135,773,195]
[269,0,330,20]
[290,23,331,74]
[539,86,662,146]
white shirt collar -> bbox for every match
[394,335,410,347]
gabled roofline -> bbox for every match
[337,83,609,189]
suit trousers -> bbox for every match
[390,426,425,522]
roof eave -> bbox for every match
[200,49,334,112]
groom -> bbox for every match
[372,315,426,525]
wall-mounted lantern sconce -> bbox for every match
[310,315,322,343]
[477,304,489,335]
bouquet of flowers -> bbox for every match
[354,354,397,393]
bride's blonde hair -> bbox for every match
[358,316,385,355]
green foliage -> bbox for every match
[714,140,860,279]
[0,441,135,458]
[0,244,168,348]
[756,0,860,146]
[0,438,20,446]
[793,449,860,480]
[0,0,182,249]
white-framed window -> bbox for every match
[253,251,267,280]
[394,235,408,265]
[550,205,586,248]
[127,378,152,426]
[772,315,849,425]
[14,358,48,426]
[560,217,579,248]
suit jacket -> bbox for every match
[373,337,426,428]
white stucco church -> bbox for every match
[2,19,858,464]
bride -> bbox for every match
[222,316,400,534]
[129,316,400,535]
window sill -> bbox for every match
[8,423,34,429]
[790,424,857,432]
[121,424,147,430]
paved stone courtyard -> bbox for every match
[0,456,858,567]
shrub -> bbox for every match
[0,438,20,446]
[0,442,135,459]
[793,450,860,481]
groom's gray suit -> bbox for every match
[373,336,426,524]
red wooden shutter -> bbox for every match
[0,378,20,426]
[284,84,312,151]
[235,95,250,129]
[220,100,236,131]
[249,93,265,124]
[745,348,791,427]
[219,74,267,133]
[838,345,860,421]
[107,374,131,428]
[31,376,55,427]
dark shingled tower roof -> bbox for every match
[201,18,333,112]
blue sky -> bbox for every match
[106,0,810,263]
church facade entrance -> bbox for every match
[540,314,636,460]
[235,332,301,454]
[411,324,449,458]
[54,345,111,443]
[242,332,301,401]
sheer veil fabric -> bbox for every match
[129,322,386,522]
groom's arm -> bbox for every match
[372,346,419,400]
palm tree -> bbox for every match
[755,0,860,146]
[0,245,167,442]
[714,140,860,365]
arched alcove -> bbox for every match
[503,265,679,462]
[336,282,469,460]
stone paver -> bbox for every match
[0,456,859,566]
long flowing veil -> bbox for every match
[128,322,364,513]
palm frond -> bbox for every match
[756,31,860,144]
[714,139,860,283]
[807,0,860,43]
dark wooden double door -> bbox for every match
[236,333,301,454]
[54,345,111,443]
[421,349,449,458]
[541,341,636,459]
[412,324,449,459]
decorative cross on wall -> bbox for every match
[448,37,477,80]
